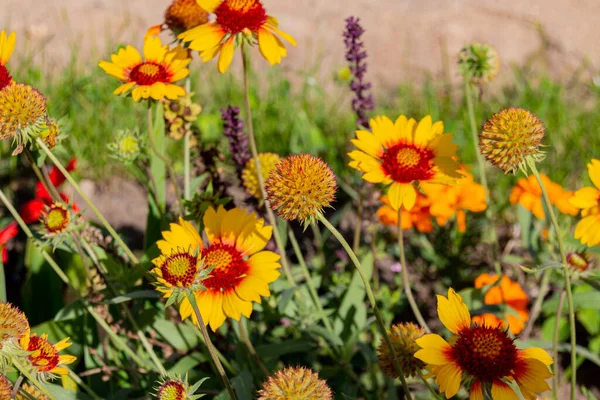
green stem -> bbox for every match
[419,373,442,400]
[521,269,551,340]
[12,357,56,400]
[288,227,335,334]
[464,80,502,276]
[397,209,430,332]
[36,138,139,264]
[240,44,296,290]
[0,259,5,303]
[67,368,102,400]
[185,320,237,375]
[237,318,268,377]
[186,293,237,400]
[0,189,151,371]
[528,160,576,400]
[552,291,566,400]
[316,214,412,400]
[184,77,192,201]
[352,182,364,253]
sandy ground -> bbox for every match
[2,0,600,85]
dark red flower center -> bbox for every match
[451,325,517,382]
[216,0,267,34]
[161,252,198,287]
[201,242,249,291]
[129,62,169,85]
[27,336,60,372]
[380,142,435,183]
[0,65,11,91]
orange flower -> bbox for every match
[422,169,487,232]
[509,173,578,219]
[376,193,433,233]
[472,273,529,335]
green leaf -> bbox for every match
[54,300,85,321]
[255,339,315,359]
[153,320,199,352]
[541,316,569,342]
[306,325,343,347]
[168,352,208,375]
[231,370,253,400]
[47,384,92,399]
[577,308,600,335]
[104,290,161,304]
[542,291,600,313]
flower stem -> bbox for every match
[288,226,335,334]
[186,292,237,400]
[316,214,413,400]
[237,318,268,377]
[419,372,442,400]
[184,77,192,201]
[397,209,430,332]
[521,269,551,340]
[67,367,102,400]
[464,80,502,277]
[552,291,566,400]
[11,375,24,399]
[36,138,139,264]
[528,160,576,400]
[0,189,152,371]
[240,44,296,289]
[352,182,365,253]
[11,357,55,400]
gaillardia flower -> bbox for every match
[566,251,593,273]
[154,374,206,400]
[0,82,48,155]
[480,108,545,174]
[0,375,12,399]
[0,30,16,90]
[108,129,144,164]
[16,383,49,400]
[20,333,77,380]
[376,193,434,233]
[509,173,578,219]
[99,35,190,102]
[265,154,337,227]
[472,273,529,335]
[258,366,333,400]
[458,43,500,84]
[349,115,461,211]
[178,0,297,73]
[40,202,71,237]
[0,302,30,349]
[147,0,210,39]
[242,152,281,200]
[414,288,553,400]
[377,322,426,379]
[569,159,600,247]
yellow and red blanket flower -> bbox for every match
[422,169,487,233]
[0,30,16,90]
[349,115,461,211]
[570,159,600,247]
[20,332,76,379]
[99,35,190,102]
[510,173,578,220]
[163,207,280,331]
[376,193,434,233]
[178,0,296,73]
[472,273,529,335]
[414,288,553,400]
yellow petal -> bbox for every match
[513,358,552,398]
[114,81,136,95]
[518,347,554,366]
[180,23,225,52]
[430,133,457,158]
[588,158,600,190]
[98,61,128,81]
[437,288,471,335]
[370,116,397,147]
[196,0,222,13]
[434,362,462,398]
[131,86,143,102]
[469,380,484,400]
[54,338,72,351]
[236,275,269,302]
[143,35,167,62]
[258,28,282,66]
[223,290,252,319]
[217,36,235,73]
[59,354,77,365]
[266,22,297,46]
[110,45,142,69]
[179,297,193,320]
[570,187,599,209]
[575,214,600,247]
[150,82,166,100]
[51,367,70,375]
[0,30,16,65]
[388,183,416,211]
[490,381,518,400]
[164,84,186,100]
[414,334,453,365]
[413,115,435,145]
[347,150,381,173]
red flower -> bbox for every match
[20,159,78,224]
[0,222,18,263]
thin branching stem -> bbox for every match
[237,318,268,377]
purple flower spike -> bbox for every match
[221,105,252,172]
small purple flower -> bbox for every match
[390,262,402,273]
[344,17,374,129]
[221,106,251,172]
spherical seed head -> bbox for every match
[242,152,281,200]
[0,82,47,150]
[377,322,426,379]
[0,302,29,347]
[265,154,337,226]
[0,375,12,398]
[15,383,50,400]
[480,107,545,174]
[458,42,500,84]
[257,366,333,400]
[165,0,209,35]
[108,129,144,164]
[39,118,59,149]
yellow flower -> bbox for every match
[178,0,297,73]
[20,333,77,379]
[0,82,48,155]
[0,302,30,349]
[154,374,205,400]
[569,159,600,247]
[0,375,11,398]
[510,173,578,219]
[414,288,553,400]
[480,108,545,174]
[376,194,434,233]
[0,30,16,90]
[157,208,281,331]
[99,36,190,102]
[377,322,426,379]
[265,154,337,227]
[242,152,281,200]
[257,366,333,400]
[349,115,461,211]
[421,168,487,232]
